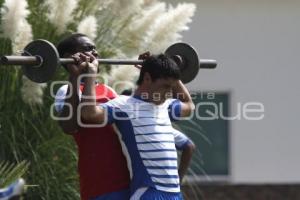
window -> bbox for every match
[174,91,230,181]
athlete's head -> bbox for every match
[57,33,98,70]
[136,54,180,104]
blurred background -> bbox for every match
[168,0,300,199]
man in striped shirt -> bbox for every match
[79,52,195,199]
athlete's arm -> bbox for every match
[57,77,81,134]
[173,129,196,183]
[80,53,106,124]
[178,142,196,183]
[56,53,88,134]
[172,80,195,117]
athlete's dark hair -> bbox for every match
[57,33,88,58]
[136,54,180,85]
[56,33,88,70]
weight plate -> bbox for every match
[22,40,59,83]
[165,43,200,84]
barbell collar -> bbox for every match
[199,59,217,69]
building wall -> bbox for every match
[166,0,300,183]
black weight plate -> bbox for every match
[165,43,200,84]
[22,40,59,83]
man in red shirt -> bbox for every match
[54,33,130,200]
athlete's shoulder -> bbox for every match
[164,98,179,105]
[105,95,132,107]
[114,95,132,103]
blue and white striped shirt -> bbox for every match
[100,95,191,194]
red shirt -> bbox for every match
[75,84,130,200]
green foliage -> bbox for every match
[0,161,29,188]
[0,58,79,199]
[6,59,80,199]
[0,0,81,199]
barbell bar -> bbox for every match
[0,39,217,83]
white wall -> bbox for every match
[166,0,300,183]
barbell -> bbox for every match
[0,39,217,83]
